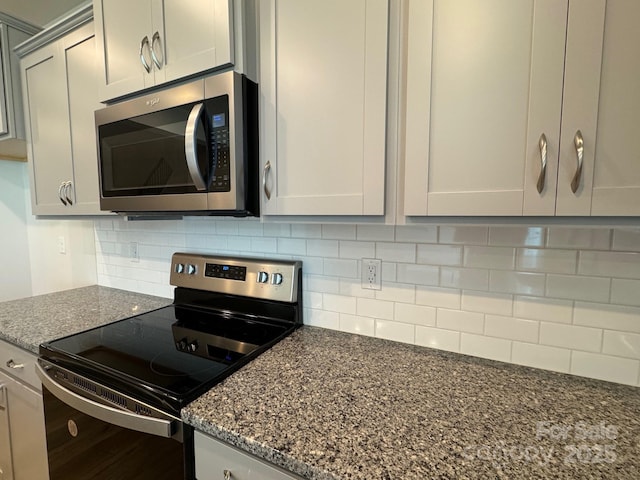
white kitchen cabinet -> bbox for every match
[19,12,106,215]
[403,0,567,216]
[403,0,640,218]
[0,13,40,160]
[259,0,388,216]
[0,339,49,480]
[556,0,640,216]
[194,431,302,480]
[93,0,233,102]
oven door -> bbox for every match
[37,362,193,480]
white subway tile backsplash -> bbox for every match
[291,224,321,238]
[375,282,415,303]
[514,296,573,324]
[484,315,539,343]
[489,271,545,296]
[277,238,307,256]
[489,226,545,247]
[612,228,640,252]
[460,334,511,362]
[574,302,640,333]
[539,323,602,352]
[98,218,640,387]
[464,246,515,270]
[610,279,640,307]
[306,239,339,258]
[304,308,339,329]
[339,241,375,259]
[602,331,640,359]
[395,225,438,243]
[394,303,436,326]
[545,274,610,303]
[356,225,395,241]
[570,351,640,386]
[415,326,460,352]
[323,293,357,314]
[437,309,484,334]
[516,248,577,274]
[578,251,640,279]
[440,267,489,290]
[339,314,375,336]
[305,274,340,294]
[356,298,395,320]
[547,227,611,250]
[511,342,571,373]
[439,226,488,245]
[375,320,415,344]
[417,244,462,266]
[396,264,439,286]
[461,291,513,315]
[416,286,461,309]
[323,258,358,278]
[322,224,356,240]
[376,242,416,263]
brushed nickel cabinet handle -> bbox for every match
[140,36,152,73]
[223,470,232,480]
[571,130,584,193]
[263,161,272,200]
[58,183,68,206]
[6,359,24,369]
[65,181,74,206]
[151,31,163,70]
[537,133,547,194]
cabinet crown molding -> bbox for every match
[13,0,92,58]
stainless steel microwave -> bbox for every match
[94,71,258,216]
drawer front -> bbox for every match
[0,339,40,390]
[195,431,302,480]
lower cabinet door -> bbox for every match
[0,371,49,480]
[194,431,301,480]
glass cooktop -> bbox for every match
[41,304,291,411]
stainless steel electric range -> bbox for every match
[36,253,302,480]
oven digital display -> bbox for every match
[205,263,246,281]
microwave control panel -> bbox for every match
[208,95,231,192]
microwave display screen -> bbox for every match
[212,113,226,128]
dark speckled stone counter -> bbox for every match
[183,327,640,480]
[0,286,171,353]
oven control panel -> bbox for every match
[170,253,301,303]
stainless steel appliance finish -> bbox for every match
[37,253,303,480]
[95,71,259,216]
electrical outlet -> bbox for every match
[57,236,66,255]
[361,258,382,290]
[129,242,139,262]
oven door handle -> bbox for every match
[185,102,208,191]
[36,362,175,438]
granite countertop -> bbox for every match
[183,327,640,480]
[0,286,171,353]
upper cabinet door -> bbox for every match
[260,0,388,215]
[156,0,233,84]
[557,0,640,216]
[403,0,568,216]
[94,0,154,102]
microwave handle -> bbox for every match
[185,103,207,191]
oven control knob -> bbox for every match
[176,338,187,350]
[188,340,199,352]
[271,273,284,285]
[257,271,269,283]
[175,263,185,274]
[187,264,197,275]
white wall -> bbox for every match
[0,161,32,301]
[0,0,86,27]
[95,217,640,387]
